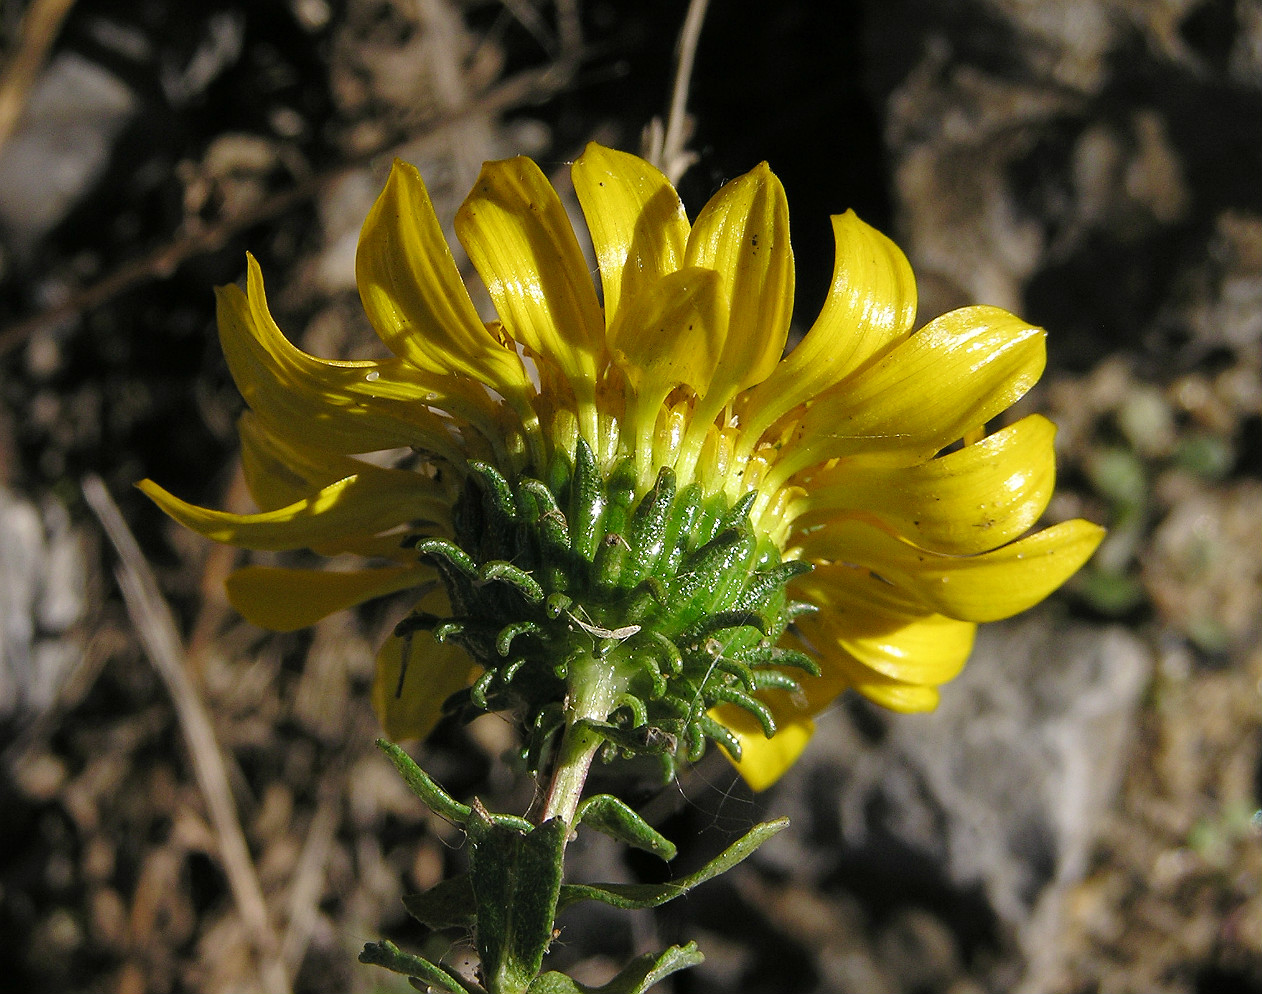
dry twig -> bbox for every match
[0,57,581,358]
[648,0,710,185]
[281,778,342,975]
[0,0,77,158]
[82,474,292,994]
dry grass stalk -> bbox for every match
[82,474,292,994]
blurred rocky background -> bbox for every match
[0,0,1259,992]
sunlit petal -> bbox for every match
[830,660,942,713]
[797,594,975,686]
[238,411,365,512]
[719,705,815,792]
[572,142,689,326]
[219,259,479,463]
[456,156,604,405]
[138,473,448,552]
[798,518,1106,622]
[788,306,1045,470]
[794,415,1058,554]
[742,210,916,439]
[357,159,533,399]
[684,162,793,406]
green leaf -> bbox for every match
[557,817,788,912]
[469,812,568,994]
[527,942,704,993]
[358,939,479,994]
[668,528,756,629]
[378,740,535,834]
[575,794,676,861]
[657,482,702,575]
[403,874,477,930]
[377,739,471,824]
[599,458,638,539]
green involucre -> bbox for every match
[395,439,817,773]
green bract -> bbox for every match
[403,439,817,776]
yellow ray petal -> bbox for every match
[226,564,433,632]
[608,267,726,471]
[741,210,916,440]
[609,267,725,395]
[218,262,477,463]
[794,415,1058,554]
[373,589,479,741]
[238,412,362,512]
[798,518,1106,623]
[571,142,689,325]
[138,472,448,552]
[797,599,975,687]
[786,306,1046,472]
[839,666,942,713]
[788,621,945,714]
[456,156,604,419]
[684,162,794,405]
[357,159,532,399]
[717,704,815,792]
[789,567,972,706]
[235,415,448,559]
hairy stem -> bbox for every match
[538,649,627,825]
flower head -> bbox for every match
[142,143,1103,790]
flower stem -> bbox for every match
[539,719,603,825]
[538,649,626,825]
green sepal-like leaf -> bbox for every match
[474,462,520,564]
[749,668,804,693]
[593,532,631,590]
[481,561,545,604]
[732,559,812,614]
[497,621,541,657]
[575,719,674,757]
[624,467,675,583]
[417,537,480,581]
[469,460,519,522]
[669,528,756,630]
[717,490,757,532]
[568,438,604,562]
[679,609,767,644]
[697,713,742,761]
[359,939,480,994]
[707,684,776,738]
[600,458,638,540]
[403,873,477,930]
[709,655,757,692]
[518,478,571,593]
[526,942,704,993]
[657,482,702,575]
[469,812,568,994]
[612,692,649,728]
[575,794,677,861]
[735,643,821,675]
[557,817,788,912]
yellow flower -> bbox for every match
[141,143,1103,791]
